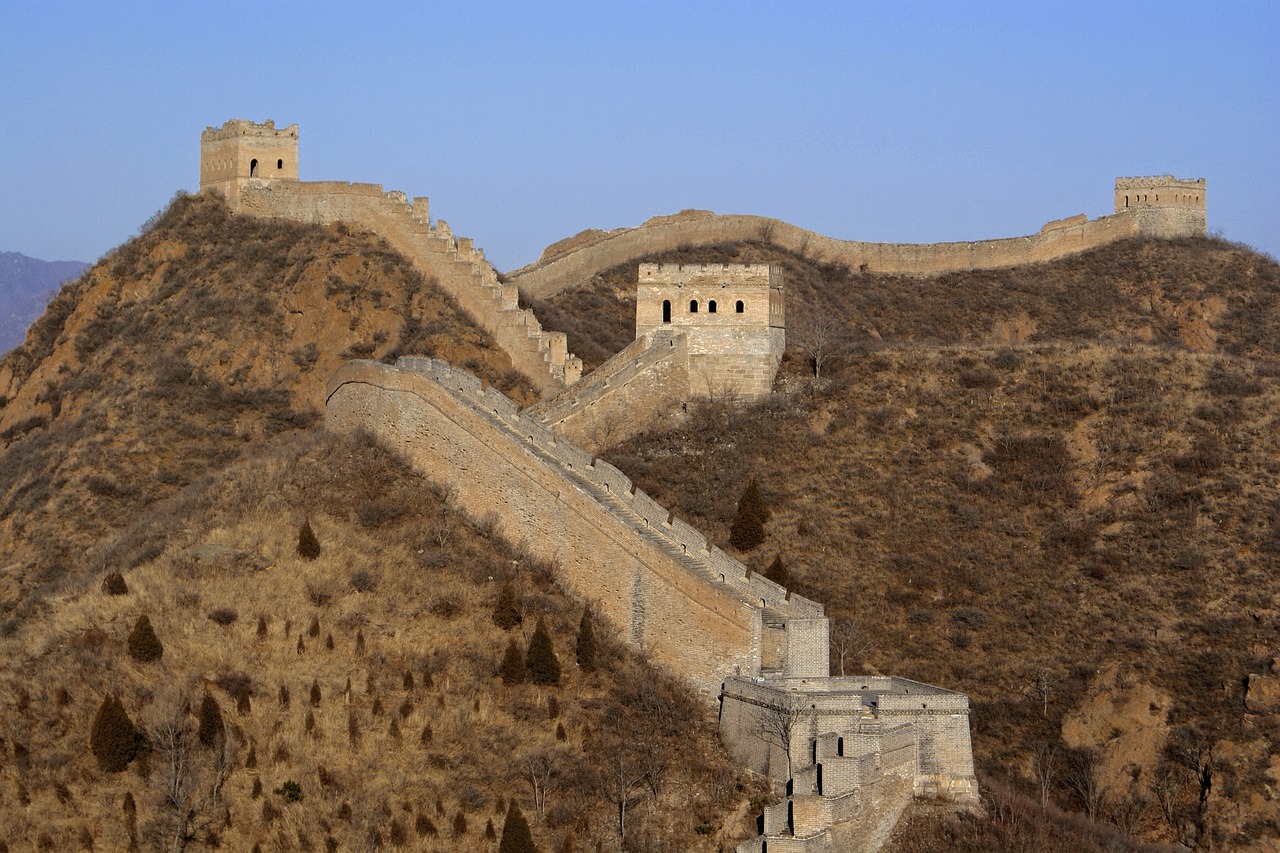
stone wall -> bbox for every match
[234,179,581,392]
[507,184,1205,299]
[324,357,826,698]
[528,332,692,454]
[199,119,582,393]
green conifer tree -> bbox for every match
[126,614,163,662]
[729,507,766,552]
[576,607,597,673]
[297,520,321,560]
[526,617,561,686]
[730,477,770,551]
[498,801,538,853]
[764,554,789,588]
[90,694,139,772]
[500,637,526,685]
[197,693,226,750]
[492,580,523,630]
[739,477,770,523]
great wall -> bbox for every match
[201,119,1205,851]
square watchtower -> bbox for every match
[200,119,298,209]
[636,263,785,400]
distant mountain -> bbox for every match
[0,251,88,353]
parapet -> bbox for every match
[1114,175,1205,212]
[638,263,783,289]
[200,118,298,142]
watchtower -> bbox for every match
[200,119,299,208]
[1114,175,1207,238]
[636,263,785,400]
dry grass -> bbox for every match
[0,193,536,627]
[608,341,1280,849]
[0,432,758,851]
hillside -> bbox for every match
[0,193,539,623]
[0,194,758,850]
[527,235,1280,373]
[0,251,88,354]
[532,236,1280,849]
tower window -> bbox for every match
[708,300,717,313]
[277,159,284,170]
[735,300,745,313]
[690,300,698,313]
[250,158,258,177]
[662,300,671,323]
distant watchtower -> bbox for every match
[1114,175,1206,238]
[636,263,785,400]
[200,119,298,208]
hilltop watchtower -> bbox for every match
[200,119,298,207]
[1114,175,1206,238]
[636,263,785,400]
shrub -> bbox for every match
[452,811,468,837]
[492,580,523,630]
[415,813,438,837]
[309,680,321,707]
[498,802,536,853]
[126,614,163,662]
[207,608,237,626]
[102,571,128,595]
[526,617,561,686]
[576,607,597,673]
[274,779,302,803]
[297,520,321,560]
[500,638,525,685]
[90,694,138,772]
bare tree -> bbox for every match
[142,688,232,853]
[1032,742,1059,808]
[522,746,564,824]
[828,616,872,676]
[1061,747,1107,822]
[750,695,810,782]
[789,311,854,384]
[601,740,652,849]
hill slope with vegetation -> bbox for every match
[531,234,1280,850]
[0,194,757,851]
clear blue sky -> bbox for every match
[2,1,1276,269]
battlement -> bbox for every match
[1115,175,1206,211]
[200,118,298,143]
[638,263,783,288]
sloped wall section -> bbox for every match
[324,357,826,698]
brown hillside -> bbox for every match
[521,234,1280,849]
[605,342,1280,849]
[0,194,760,850]
[527,236,1280,372]
[0,193,536,624]
[0,431,754,850]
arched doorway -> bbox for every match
[250,158,259,177]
